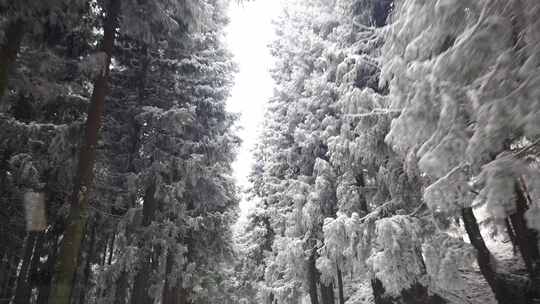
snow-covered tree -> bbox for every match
[0,1,239,304]
[381,0,540,302]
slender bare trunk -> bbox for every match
[510,183,539,274]
[162,252,187,304]
[308,248,320,304]
[130,183,157,304]
[461,208,499,290]
[336,267,344,304]
[37,233,59,304]
[48,1,120,303]
[79,220,98,304]
[461,207,523,304]
[320,282,334,304]
[356,172,368,215]
[509,182,540,299]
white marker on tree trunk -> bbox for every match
[23,191,46,231]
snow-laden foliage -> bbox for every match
[0,0,239,303]
[422,233,475,294]
[264,236,305,303]
[379,0,540,302]
[249,0,540,303]
[382,0,540,222]
[368,215,425,295]
[424,164,475,214]
[246,0,453,302]
[473,156,527,220]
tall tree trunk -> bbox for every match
[320,282,334,304]
[130,183,157,304]
[37,233,59,304]
[70,219,91,304]
[461,208,499,292]
[509,183,538,274]
[336,266,344,304]
[308,248,320,304]
[355,172,368,215]
[0,19,24,102]
[162,252,187,304]
[48,1,120,303]
[460,207,525,304]
[13,232,38,304]
[129,248,153,304]
[131,252,153,304]
[509,182,540,299]
[79,219,98,304]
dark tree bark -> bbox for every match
[508,182,540,300]
[130,247,153,304]
[461,207,530,304]
[48,1,121,303]
[79,219,98,304]
[162,252,190,304]
[70,219,91,304]
[308,248,320,304]
[37,233,59,304]
[320,281,335,304]
[510,183,540,274]
[461,208,500,293]
[130,183,157,304]
[336,266,345,304]
[0,19,24,101]
[141,183,157,227]
[355,172,368,215]
[13,232,38,304]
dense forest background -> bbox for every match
[1,0,540,304]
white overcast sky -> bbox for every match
[225,0,284,211]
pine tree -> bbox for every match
[381,0,540,302]
[1,1,240,304]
